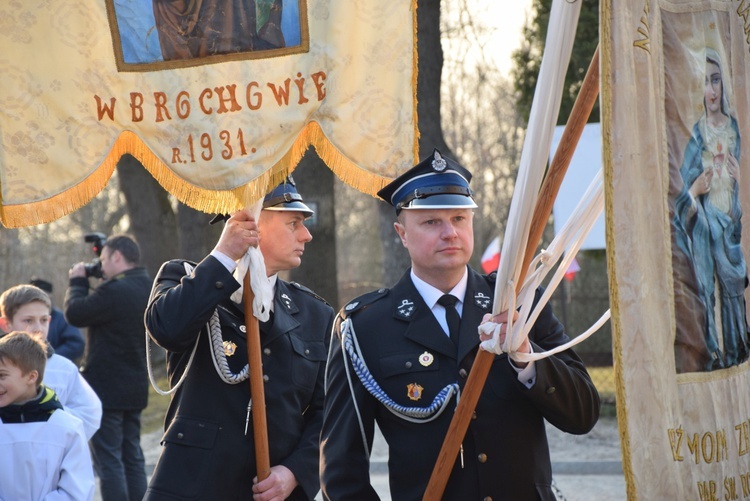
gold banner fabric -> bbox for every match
[603,0,750,498]
[0,0,418,227]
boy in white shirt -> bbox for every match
[0,284,102,439]
[0,331,95,500]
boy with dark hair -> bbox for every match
[0,331,95,500]
[0,284,102,440]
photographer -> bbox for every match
[64,234,151,501]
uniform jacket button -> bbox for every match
[483,497,493,501]
[477,453,487,463]
[215,281,224,289]
[546,386,556,394]
[405,361,412,369]
[263,374,270,383]
[304,349,310,355]
[459,368,468,378]
[472,411,477,420]
[177,433,184,439]
[263,348,271,356]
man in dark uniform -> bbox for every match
[145,178,333,501]
[320,150,600,500]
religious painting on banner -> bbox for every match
[0,1,417,228]
[603,0,750,499]
[111,0,306,69]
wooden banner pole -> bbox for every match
[244,272,272,481]
[422,46,600,501]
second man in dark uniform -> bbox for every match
[145,178,333,500]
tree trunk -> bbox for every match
[416,0,450,155]
[288,148,339,309]
[176,205,222,263]
[116,154,178,277]
[379,0,448,284]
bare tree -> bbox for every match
[117,154,179,277]
[289,148,339,309]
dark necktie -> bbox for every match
[437,294,461,348]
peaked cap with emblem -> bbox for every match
[262,175,314,218]
[377,148,478,214]
[210,175,313,224]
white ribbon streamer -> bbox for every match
[482,169,609,361]
[229,199,274,322]
[483,0,609,361]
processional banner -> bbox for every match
[0,0,417,228]
[603,0,750,498]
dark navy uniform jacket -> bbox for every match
[144,256,333,501]
[320,267,600,501]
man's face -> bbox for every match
[0,358,38,407]
[99,246,118,280]
[394,208,474,280]
[258,210,313,276]
[5,302,50,339]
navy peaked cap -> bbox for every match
[262,175,313,218]
[377,149,478,214]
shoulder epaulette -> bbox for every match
[289,281,330,306]
[339,288,389,319]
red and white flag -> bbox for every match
[481,236,501,273]
[564,257,580,282]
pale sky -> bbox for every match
[455,0,534,75]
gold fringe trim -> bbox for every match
[1,1,420,229]
[0,156,117,230]
[1,118,417,228]
[600,2,638,500]
[412,0,421,159]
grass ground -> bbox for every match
[142,375,171,435]
[588,366,616,402]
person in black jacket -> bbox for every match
[320,150,601,500]
[64,234,151,501]
[144,178,334,501]
[29,278,85,363]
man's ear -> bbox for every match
[393,221,408,248]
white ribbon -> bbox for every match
[482,0,608,361]
[229,199,274,322]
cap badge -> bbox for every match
[407,382,424,401]
[396,299,415,318]
[419,352,434,367]
[474,292,491,309]
[223,340,237,357]
[432,151,447,172]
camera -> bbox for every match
[83,232,107,279]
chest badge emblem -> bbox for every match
[281,293,293,310]
[474,292,491,309]
[419,351,434,367]
[407,383,424,401]
[223,340,237,357]
[396,299,415,318]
